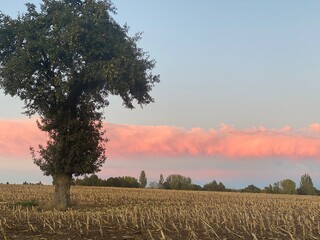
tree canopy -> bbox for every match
[241,184,261,193]
[280,179,296,194]
[0,0,159,209]
[203,180,226,192]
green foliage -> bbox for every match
[16,199,39,207]
[263,179,296,195]
[139,170,147,188]
[280,179,296,194]
[263,183,280,194]
[75,174,103,186]
[106,176,140,188]
[163,174,192,190]
[0,0,159,179]
[241,184,261,193]
[272,181,281,194]
[262,184,274,193]
[203,180,226,192]
[75,174,140,188]
[297,174,316,195]
[190,184,203,191]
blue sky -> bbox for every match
[112,0,320,129]
[1,1,320,188]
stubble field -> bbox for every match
[0,185,319,240]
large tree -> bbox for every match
[0,0,159,210]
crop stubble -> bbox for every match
[0,185,319,239]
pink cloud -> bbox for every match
[105,123,320,160]
[309,123,320,132]
[0,119,46,157]
[1,119,320,161]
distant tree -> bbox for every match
[263,179,296,195]
[0,0,159,210]
[139,170,147,188]
[105,176,140,188]
[262,184,274,193]
[104,177,121,187]
[241,184,261,193]
[203,180,226,192]
[203,180,218,191]
[164,174,192,190]
[280,179,296,194]
[272,181,281,194]
[75,174,102,186]
[297,174,316,195]
[190,184,202,191]
[123,176,140,188]
[218,182,226,191]
[158,174,164,189]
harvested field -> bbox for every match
[0,184,319,239]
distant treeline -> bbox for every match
[74,175,140,188]
[72,172,228,191]
[10,172,318,196]
[71,171,319,196]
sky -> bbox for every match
[1,0,320,189]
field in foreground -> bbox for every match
[0,185,319,239]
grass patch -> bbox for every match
[15,199,39,207]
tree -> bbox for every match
[297,174,316,195]
[262,184,274,194]
[203,180,218,191]
[280,179,296,194]
[217,182,226,191]
[163,174,192,190]
[190,184,202,191]
[139,170,147,188]
[272,181,281,194]
[263,179,296,194]
[105,176,140,188]
[158,174,164,189]
[241,184,261,193]
[0,0,159,210]
[75,174,102,186]
[203,180,226,192]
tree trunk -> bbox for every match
[53,174,71,210]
